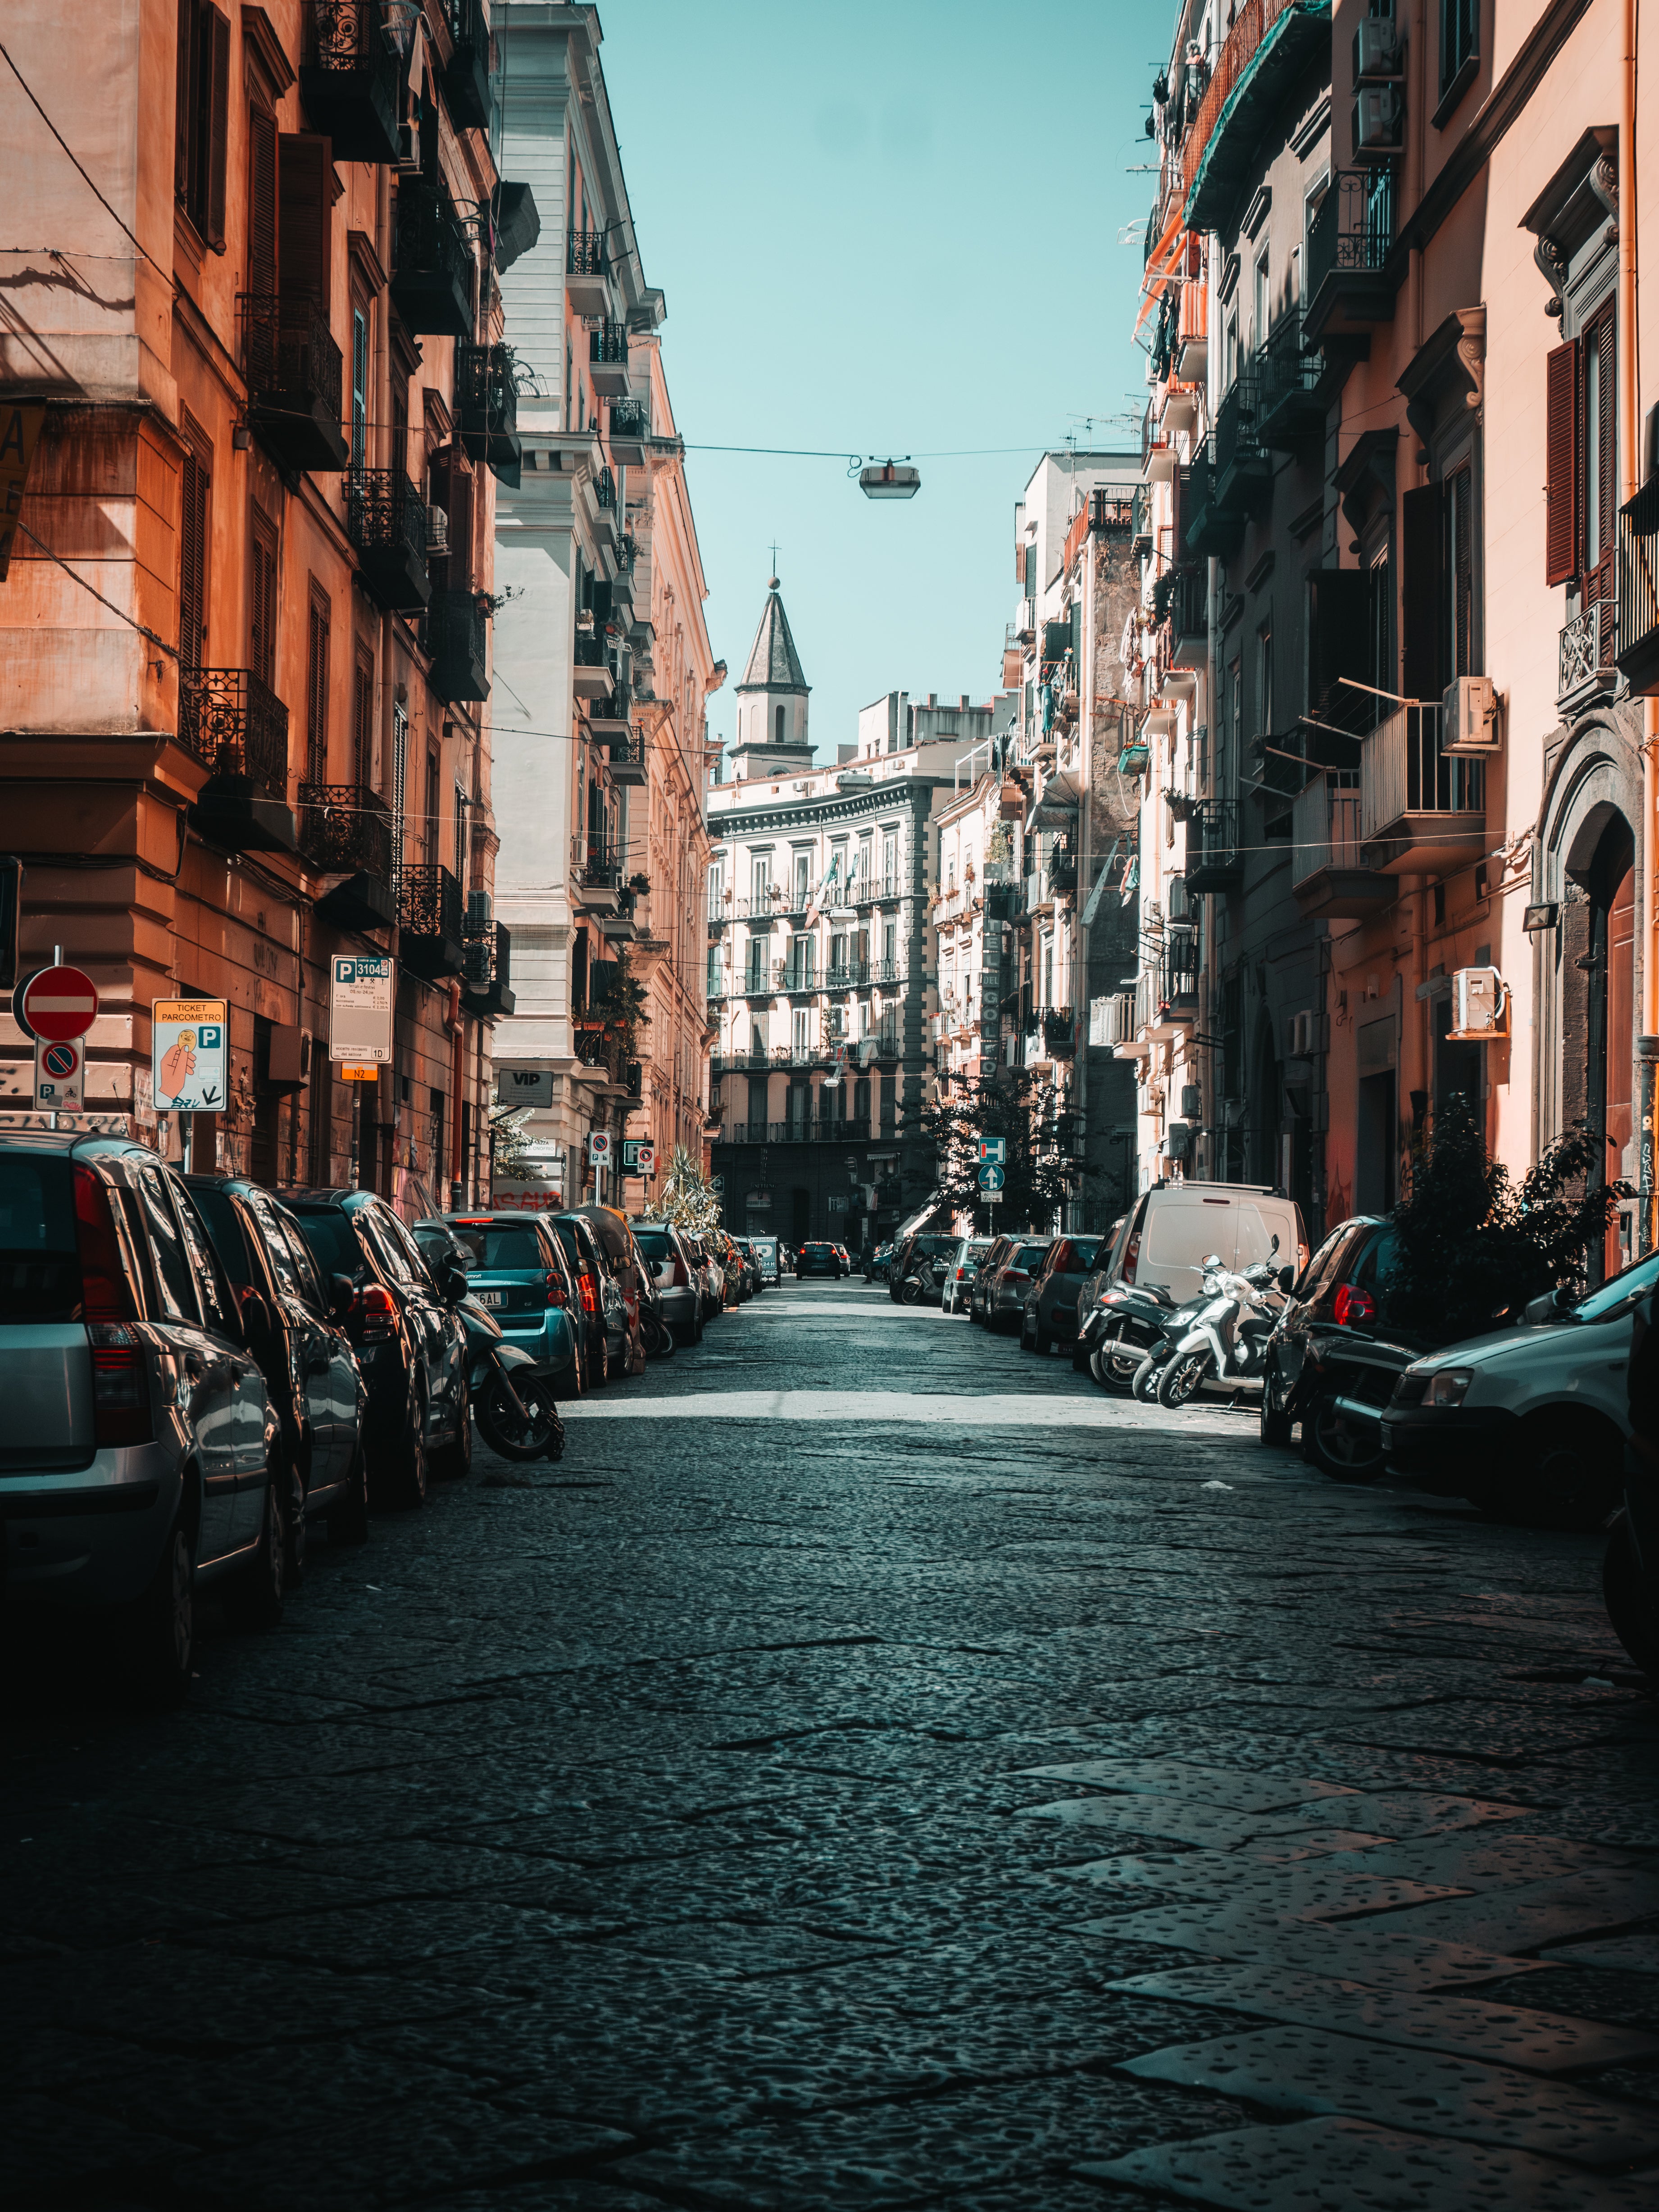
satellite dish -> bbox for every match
[859,459,920,500]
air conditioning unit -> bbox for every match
[1353,85,1404,162]
[266,1025,311,1091]
[427,506,450,555]
[1164,1121,1193,1160]
[1449,966,1509,1041]
[1353,18,1404,82]
[1180,1083,1202,1119]
[1441,674,1500,756]
[467,888,492,931]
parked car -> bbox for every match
[943,1235,995,1315]
[0,1136,284,1701]
[799,1240,848,1279]
[730,1235,764,1298]
[550,1210,620,1386]
[968,1235,1014,1323]
[1382,1249,1653,1528]
[187,1174,369,1560]
[435,1213,583,1398]
[749,1234,781,1285]
[888,1231,956,1299]
[866,1240,894,1284]
[979,1236,1054,1333]
[579,1204,649,1368]
[1020,1233,1104,1358]
[718,1229,751,1301]
[413,1217,473,1285]
[1094,1182,1307,1308]
[1261,1215,1418,1477]
[632,1221,704,1344]
[281,1188,469,1505]
[680,1231,723,1319]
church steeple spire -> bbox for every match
[730,575,811,771]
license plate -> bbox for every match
[476,1290,505,1309]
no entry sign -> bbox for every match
[20,964,99,1043]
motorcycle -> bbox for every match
[457,1292,565,1461]
[1077,1281,1179,1392]
[899,1255,948,1306]
[1133,1257,1284,1409]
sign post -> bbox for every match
[621,1137,656,1178]
[34,1035,85,1114]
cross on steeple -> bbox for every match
[767,540,781,578]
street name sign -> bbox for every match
[152,998,227,1112]
[34,1034,85,1112]
[330,955,394,1066]
[978,1163,1006,1192]
[22,963,98,1043]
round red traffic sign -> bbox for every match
[20,964,99,1044]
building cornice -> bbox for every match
[708,778,942,841]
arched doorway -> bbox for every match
[1568,814,1634,1283]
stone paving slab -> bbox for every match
[1073,1905,1553,1989]
[1547,1934,1659,1977]
[1082,2115,1659,2210]
[1012,1758,1361,1812]
[1105,1962,1659,2072]
[1120,2021,1659,2163]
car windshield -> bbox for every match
[1012,1244,1050,1269]
[1576,1250,1659,1323]
[633,1231,675,1259]
[446,1222,545,1271]
[288,1206,363,1282]
[1067,1238,1101,1270]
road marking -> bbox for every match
[564,1388,1243,1430]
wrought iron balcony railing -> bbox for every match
[1214,370,1270,504]
[299,2,400,165]
[456,341,520,469]
[426,588,489,703]
[460,917,514,1018]
[391,179,475,339]
[1306,169,1395,337]
[441,0,491,132]
[298,781,394,881]
[1559,593,1617,699]
[1186,797,1243,891]
[1090,490,1136,535]
[567,228,607,278]
[346,468,430,612]
[590,320,629,368]
[399,863,465,978]
[238,292,348,471]
[610,394,649,441]
[179,669,289,796]
[594,463,617,510]
[1618,483,1659,695]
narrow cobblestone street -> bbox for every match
[5,1282,1659,2210]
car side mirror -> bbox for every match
[1524,1284,1577,1324]
[1277,1266,1295,1294]
[327,1274,356,1324]
[440,1259,468,1306]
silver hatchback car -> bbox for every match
[0,1135,282,1701]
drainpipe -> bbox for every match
[1623,0,1657,1250]
[448,979,465,1208]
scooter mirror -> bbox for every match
[1277,1265,1295,1294]
[1269,1233,1280,1253]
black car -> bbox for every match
[186,1176,369,1563]
[550,1210,620,1387]
[281,1189,469,1505]
[798,1240,847,1278]
[1020,1234,1104,1360]
[1262,1215,1418,1478]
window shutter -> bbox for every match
[449,467,475,590]
[204,6,230,247]
[174,0,197,198]
[250,522,277,688]
[351,308,369,468]
[248,107,277,300]
[1596,311,1617,575]
[1545,337,1579,587]
[306,597,330,784]
[179,446,209,671]
[278,132,333,316]
[1401,483,1445,703]
[353,652,374,787]
[1447,465,1473,677]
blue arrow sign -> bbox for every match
[978,1163,1006,1191]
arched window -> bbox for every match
[775,704,785,745]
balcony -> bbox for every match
[1150,940,1199,1038]
[609,394,650,466]
[182,668,296,852]
[238,294,348,472]
[607,731,647,787]
[426,589,488,704]
[1559,591,1618,708]
[1257,314,1326,447]
[347,469,430,612]
[572,627,614,700]
[461,919,515,1022]
[1291,774,1392,920]
[1091,490,1136,536]
[586,690,631,746]
[1183,439,1242,560]
[1048,846,1078,894]
[1183,0,1333,232]
[573,845,623,913]
[1360,702,1486,874]
[1043,1007,1077,1059]
[589,320,631,397]
[1304,169,1395,342]
[1114,973,1154,1060]
[773,959,819,994]
[1185,798,1243,893]
[1169,565,1208,663]
[739,966,773,997]
[827,961,871,988]
[565,228,611,318]
[300,781,397,930]
[399,864,465,981]
[441,0,491,132]
[391,180,474,339]
[1214,372,1271,512]
[1618,484,1659,695]
[298,1,400,164]
[1130,481,1152,558]
[456,341,521,477]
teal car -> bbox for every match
[431,1213,583,1394]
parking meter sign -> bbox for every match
[329,956,394,1066]
[34,1034,85,1112]
[587,1131,612,1164]
[152,998,228,1113]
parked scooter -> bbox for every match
[899,1253,948,1306]
[1133,1257,1284,1408]
[1077,1280,1178,1392]
[455,1287,565,1460]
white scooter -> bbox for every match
[1131,1254,1284,1409]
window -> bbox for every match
[250,509,277,688]
[278,132,333,316]
[306,587,330,784]
[175,0,229,247]
[793,1007,810,1056]
[775,704,786,745]
[1440,0,1477,99]
[178,418,211,670]
[882,919,897,972]
[353,649,374,787]
[793,851,810,906]
[1545,309,1616,602]
[455,782,468,886]
[351,306,370,468]
[1444,463,1473,679]
[751,855,770,906]
[707,945,722,994]
[1253,251,1269,347]
[882,832,897,889]
[173,1183,236,1337]
[248,104,276,297]
[135,1167,199,1323]
[426,751,440,864]
[1256,622,1273,736]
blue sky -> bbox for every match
[596,0,1166,759]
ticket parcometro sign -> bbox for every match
[152,998,228,1112]
[330,956,394,1067]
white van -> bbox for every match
[1104,1182,1307,1307]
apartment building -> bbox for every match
[706,590,977,1249]
[0,0,513,1209]
[488,0,718,1210]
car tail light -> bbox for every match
[1122,1230,1141,1282]
[87,1321,152,1447]
[672,1256,690,1287]
[73,1164,131,1324]
[578,1272,597,1313]
[1004,1268,1029,1283]
[1333,1282,1375,1327]
[354,1282,398,1341]
[544,1271,567,1308]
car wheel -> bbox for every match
[434,1375,472,1480]
[327,1439,371,1545]
[284,1449,308,1586]
[1304,1391,1386,1482]
[223,1458,286,1631]
[127,1511,195,1705]
[1032,1318,1052,1357]
[383,1375,428,1509]
[1603,1514,1659,1675]
[1508,1411,1623,1530]
[1259,1363,1294,1449]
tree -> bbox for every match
[647,1145,724,1235]
[904,1072,1077,1234]
[586,946,650,1081]
[1383,1093,1629,1344]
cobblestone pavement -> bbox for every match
[4,1279,1659,2211]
